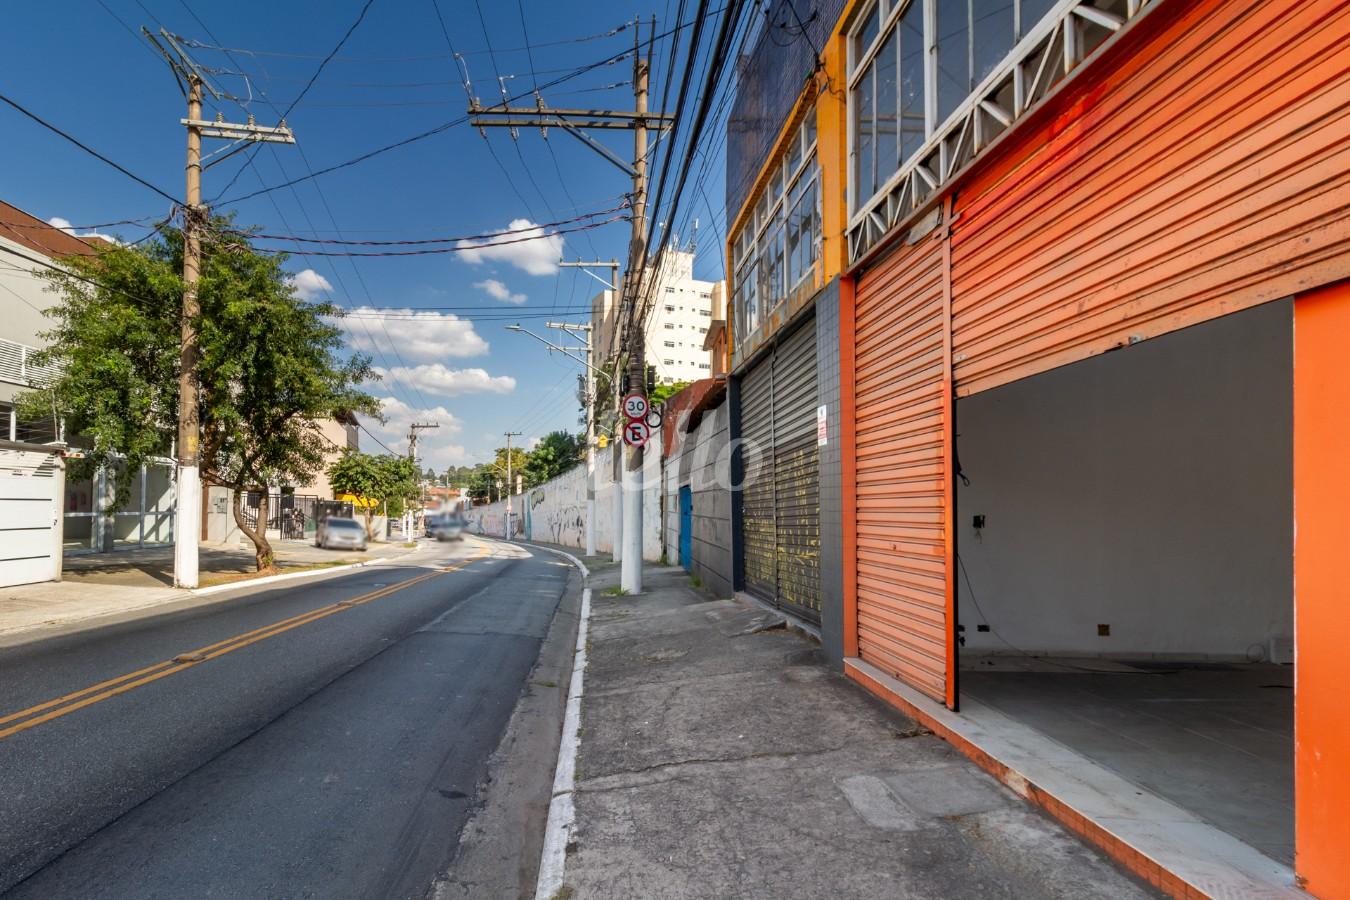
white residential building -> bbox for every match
[591,250,722,387]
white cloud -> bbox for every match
[474,278,527,305]
[359,396,471,468]
[456,218,563,276]
[48,216,121,245]
[527,435,542,450]
[373,364,515,397]
[339,307,489,362]
[292,268,333,301]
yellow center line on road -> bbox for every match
[0,548,490,742]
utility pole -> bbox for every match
[406,422,439,539]
[506,322,599,556]
[503,431,521,540]
[147,29,295,589]
[176,72,204,590]
[621,21,652,594]
[468,21,662,584]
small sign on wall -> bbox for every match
[817,404,828,446]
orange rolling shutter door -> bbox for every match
[949,0,1350,396]
[853,230,951,704]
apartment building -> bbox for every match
[591,251,722,385]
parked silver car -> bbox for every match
[316,516,368,551]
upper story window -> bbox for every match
[728,106,822,354]
[849,0,1064,214]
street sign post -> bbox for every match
[623,419,651,447]
[622,393,649,420]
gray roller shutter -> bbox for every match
[740,356,776,602]
[772,320,820,623]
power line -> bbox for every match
[211,13,722,207]
[242,215,623,256]
[232,201,627,245]
[180,22,632,62]
[278,0,378,119]
[207,0,379,202]
[175,6,433,415]
[0,92,183,206]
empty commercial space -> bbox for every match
[953,301,1293,863]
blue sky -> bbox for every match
[0,0,729,468]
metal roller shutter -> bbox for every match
[740,357,776,601]
[772,319,820,623]
[950,0,1350,397]
[854,233,952,705]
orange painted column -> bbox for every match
[1293,279,1350,898]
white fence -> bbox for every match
[464,443,664,561]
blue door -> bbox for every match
[678,486,693,570]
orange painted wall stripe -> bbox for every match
[1293,280,1350,899]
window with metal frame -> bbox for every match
[846,0,1142,260]
[729,107,822,356]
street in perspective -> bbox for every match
[0,0,1346,898]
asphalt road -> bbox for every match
[0,537,575,899]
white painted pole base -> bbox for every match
[620,456,642,594]
[612,475,623,564]
[174,464,200,588]
[585,497,596,557]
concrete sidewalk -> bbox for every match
[0,540,414,645]
[556,560,1159,899]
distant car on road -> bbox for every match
[428,514,465,542]
[316,516,368,551]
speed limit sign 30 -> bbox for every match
[622,419,651,447]
[622,393,649,420]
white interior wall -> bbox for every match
[955,300,1293,658]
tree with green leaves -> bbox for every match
[649,380,692,407]
[327,452,420,538]
[20,218,377,571]
[523,430,584,487]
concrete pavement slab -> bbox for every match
[557,563,1160,900]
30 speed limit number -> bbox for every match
[622,393,648,420]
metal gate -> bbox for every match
[740,358,776,600]
[853,232,953,706]
[0,443,61,588]
[738,316,821,623]
[772,320,820,622]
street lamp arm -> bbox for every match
[506,325,607,376]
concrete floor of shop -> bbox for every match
[960,659,1294,865]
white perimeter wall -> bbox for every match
[465,443,663,561]
[955,301,1293,658]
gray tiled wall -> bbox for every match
[814,278,845,670]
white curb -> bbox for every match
[188,543,423,597]
[520,542,591,900]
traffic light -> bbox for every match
[646,364,656,394]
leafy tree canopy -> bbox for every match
[20,217,378,569]
[523,430,584,487]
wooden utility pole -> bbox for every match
[174,72,204,588]
[406,421,439,539]
[621,22,651,593]
[146,28,296,588]
[468,21,660,586]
